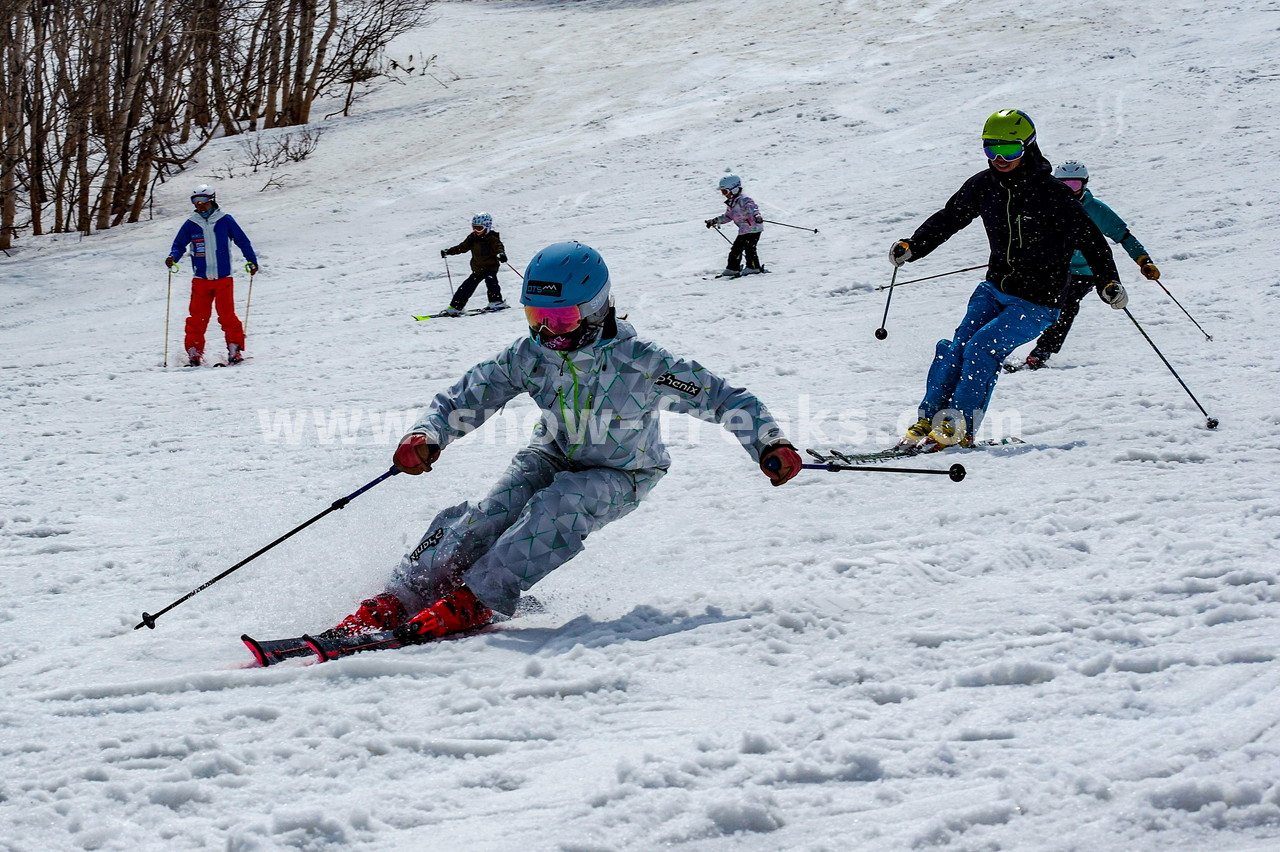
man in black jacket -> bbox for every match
[889,109,1127,451]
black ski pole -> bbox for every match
[875,266,899,340]
[709,224,733,245]
[135,467,401,630]
[1122,307,1218,429]
[443,255,455,298]
[874,264,986,291]
[762,219,818,234]
[1153,280,1213,341]
[505,261,524,280]
[800,461,967,482]
[764,454,965,482]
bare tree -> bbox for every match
[0,0,433,248]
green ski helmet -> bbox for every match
[982,109,1036,144]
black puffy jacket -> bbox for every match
[907,148,1119,308]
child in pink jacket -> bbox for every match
[705,174,764,277]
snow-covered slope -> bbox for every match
[3,1,1279,849]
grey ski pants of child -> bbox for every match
[390,447,666,616]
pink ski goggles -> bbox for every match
[525,305,584,334]
[1059,178,1086,192]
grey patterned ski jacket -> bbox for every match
[409,320,788,470]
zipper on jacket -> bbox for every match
[558,355,586,459]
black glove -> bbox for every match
[1100,281,1129,310]
[497,253,507,263]
[164,256,177,269]
[889,240,912,268]
[705,219,717,229]
[440,249,448,258]
[244,261,258,274]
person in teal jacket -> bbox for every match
[1016,161,1161,370]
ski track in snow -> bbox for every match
[3,0,1280,849]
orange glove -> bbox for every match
[760,443,802,487]
[394,434,441,475]
[1136,255,1160,280]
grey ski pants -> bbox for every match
[390,447,666,616]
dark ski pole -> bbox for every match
[762,219,818,234]
[764,454,965,482]
[875,266,899,340]
[443,255,455,298]
[711,224,733,245]
[135,467,401,630]
[1122,308,1218,429]
[874,264,986,291]
[243,264,256,340]
[505,261,525,280]
[1154,280,1213,341]
[801,461,967,482]
[163,269,173,367]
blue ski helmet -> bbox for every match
[718,174,742,194]
[471,212,493,231]
[521,242,613,351]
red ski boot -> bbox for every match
[396,585,492,643]
[331,592,409,637]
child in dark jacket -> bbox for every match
[439,213,507,316]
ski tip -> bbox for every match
[241,634,271,667]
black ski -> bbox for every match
[413,304,511,321]
[240,634,315,666]
[243,595,543,666]
[807,437,1026,465]
[703,268,771,281]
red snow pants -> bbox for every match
[184,276,245,355]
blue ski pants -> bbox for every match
[919,281,1059,432]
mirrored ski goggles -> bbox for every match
[525,304,584,334]
[982,140,1025,161]
[191,195,214,204]
[1059,178,1086,192]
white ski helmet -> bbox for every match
[191,184,216,203]
[1053,161,1089,183]
[718,174,742,194]
[472,212,493,230]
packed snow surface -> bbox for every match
[3,0,1279,849]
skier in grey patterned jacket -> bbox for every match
[328,242,802,642]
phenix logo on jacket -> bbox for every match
[169,209,258,280]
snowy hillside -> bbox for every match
[3,0,1280,849]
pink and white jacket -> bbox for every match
[711,195,764,235]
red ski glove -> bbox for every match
[394,433,441,475]
[760,443,802,487]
